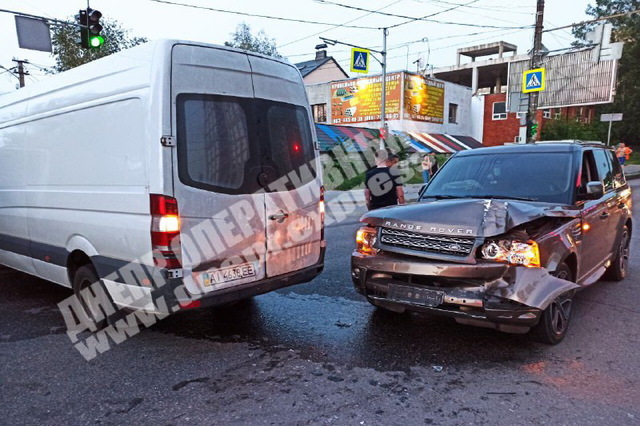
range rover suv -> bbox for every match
[352,141,632,344]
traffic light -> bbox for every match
[76,8,104,49]
[86,8,104,48]
[530,122,539,138]
[76,9,88,48]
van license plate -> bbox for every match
[202,263,256,287]
[388,285,444,307]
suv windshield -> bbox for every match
[422,152,574,204]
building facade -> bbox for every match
[303,71,480,141]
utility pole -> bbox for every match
[12,59,28,88]
[320,29,390,149]
[381,28,388,149]
[526,0,545,143]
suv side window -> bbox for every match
[608,149,626,188]
[593,149,614,192]
[578,150,598,197]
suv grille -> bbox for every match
[379,228,475,257]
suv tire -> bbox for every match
[530,262,573,345]
[603,225,630,282]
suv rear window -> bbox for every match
[422,152,574,204]
[177,94,316,195]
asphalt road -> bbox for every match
[1,180,639,425]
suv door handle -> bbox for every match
[599,212,610,220]
[269,212,289,222]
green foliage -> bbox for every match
[50,18,147,72]
[541,117,605,142]
[224,22,283,59]
[573,0,640,147]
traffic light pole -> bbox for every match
[526,0,545,143]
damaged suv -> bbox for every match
[352,141,632,344]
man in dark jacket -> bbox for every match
[364,152,405,210]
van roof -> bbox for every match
[0,39,299,112]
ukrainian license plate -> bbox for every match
[202,263,256,287]
[388,284,444,307]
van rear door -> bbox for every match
[247,55,322,277]
[171,45,267,295]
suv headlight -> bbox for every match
[480,239,540,267]
[356,226,379,255]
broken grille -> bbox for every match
[379,228,475,257]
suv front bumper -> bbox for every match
[352,250,578,333]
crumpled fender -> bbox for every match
[485,267,580,310]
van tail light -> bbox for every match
[319,185,325,241]
[150,194,182,269]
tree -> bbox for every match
[50,18,147,72]
[224,22,283,59]
[573,1,640,146]
[541,118,605,142]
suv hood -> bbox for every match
[361,198,580,237]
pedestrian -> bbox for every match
[421,154,432,183]
[429,152,439,177]
[364,150,405,210]
[616,142,633,166]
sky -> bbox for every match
[0,0,593,93]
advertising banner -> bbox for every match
[403,75,445,123]
[330,73,402,124]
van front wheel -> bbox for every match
[72,265,116,330]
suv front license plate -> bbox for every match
[388,284,444,307]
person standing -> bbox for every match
[421,154,432,183]
[616,142,633,166]
[429,152,439,177]
[364,151,405,210]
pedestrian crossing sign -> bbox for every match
[350,48,370,73]
[522,68,545,93]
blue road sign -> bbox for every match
[522,68,545,93]
[351,48,369,73]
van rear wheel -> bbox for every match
[72,265,116,330]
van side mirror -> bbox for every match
[584,181,604,200]
[418,184,428,199]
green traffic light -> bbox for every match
[89,35,104,48]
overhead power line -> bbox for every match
[387,0,481,29]
[278,0,402,48]
[315,0,530,29]
[148,0,379,29]
[419,0,533,15]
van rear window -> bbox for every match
[176,94,316,195]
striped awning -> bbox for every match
[398,132,483,153]
[315,124,380,152]
[315,124,482,154]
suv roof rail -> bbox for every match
[534,140,605,145]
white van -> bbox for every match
[0,40,325,324]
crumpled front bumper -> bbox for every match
[351,251,579,332]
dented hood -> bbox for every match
[361,199,579,237]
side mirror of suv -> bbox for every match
[584,181,604,200]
